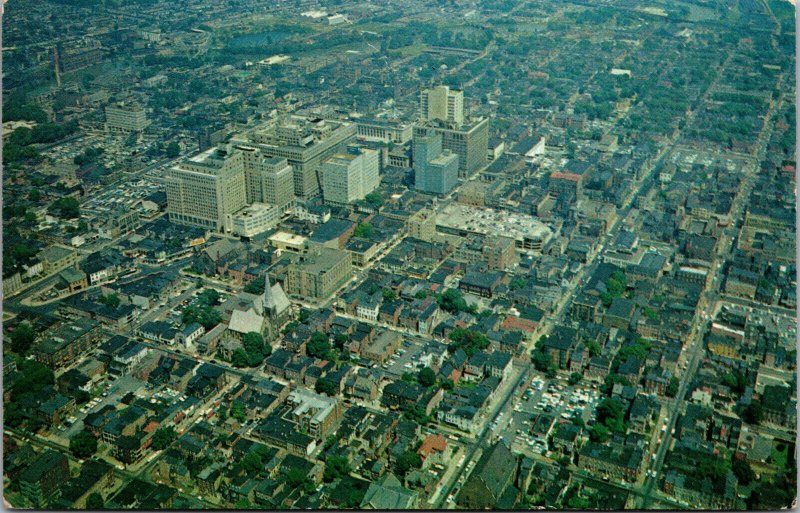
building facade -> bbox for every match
[320,147,380,207]
[413,133,459,195]
[165,146,247,231]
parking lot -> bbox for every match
[491,375,601,458]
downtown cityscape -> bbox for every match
[1,0,797,509]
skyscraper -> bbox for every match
[413,117,489,179]
[320,147,380,207]
[420,85,464,125]
[232,117,357,200]
[165,146,247,231]
[239,149,295,212]
[414,133,459,195]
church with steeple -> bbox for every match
[224,273,292,342]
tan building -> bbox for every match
[232,117,357,199]
[285,247,352,301]
[420,85,464,125]
[105,102,150,133]
[484,236,518,271]
[237,149,294,212]
[165,146,247,231]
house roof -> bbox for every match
[228,308,264,334]
[360,472,418,509]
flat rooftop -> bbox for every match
[435,203,553,243]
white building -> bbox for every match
[228,203,282,238]
[320,147,380,207]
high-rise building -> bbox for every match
[320,147,380,207]
[239,149,295,212]
[105,102,150,134]
[165,146,247,231]
[413,117,488,179]
[232,117,357,200]
[420,85,464,125]
[414,133,459,195]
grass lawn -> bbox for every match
[771,443,788,470]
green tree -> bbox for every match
[98,294,121,308]
[231,348,249,368]
[732,458,755,485]
[315,377,338,396]
[307,332,332,359]
[48,197,80,219]
[364,192,383,208]
[666,377,679,397]
[166,141,181,158]
[354,222,374,238]
[382,287,397,303]
[418,367,436,387]
[323,455,351,482]
[28,189,41,202]
[9,323,36,354]
[69,431,98,458]
[569,372,582,385]
[151,426,177,450]
[532,350,552,372]
[241,452,263,473]
[742,401,763,424]
[229,400,246,422]
[85,492,104,509]
[448,328,490,357]
[394,451,422,477]
[437,288,474,314]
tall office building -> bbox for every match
[413,117,488,179]
[420,85,464,125]
[239,149,295,212]
[232,117,357,200]
[320,146,380,207]
[165,146,247,231]
[414,133,459,195]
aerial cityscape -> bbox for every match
[1,0,796,509]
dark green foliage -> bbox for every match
[595,397,626,433]
[364,192,383,208]
[448,328,490,358]
[328,475,369,508]
[48,197,80,219]
[437,289,476,315]
[9,322,36,354]
[151,427,177,450]
[315,377,338,396]
[394,451,422,477]
[568,372,582,385]
[166,141,180,158]
[98,294,120,308]
[69,431,98,458]
[665,377,679,397]
[382,287,397,303]
[85,493,104,509]
[323,455,350,482]
[243,277,265,294]
[732,458,754,486]
[354,223,374,238]
[532,350,552,372]
[73,147,104,167]
[307,331,332,360]
[418,367,436,387]
[229,400,246,422]
[742,401,763,424]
